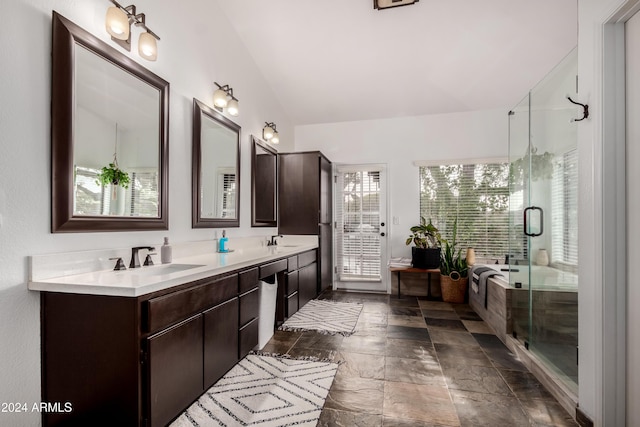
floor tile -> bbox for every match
[499,369,555,400]
[389,297,420,308]
[390,306,423,316]
[386,338,436,360]
[383,416,452,426]
[434,343,493,368]
[389,314,428,328]
[334,351,386,380]
[440,364,513,396]
[340,335,387,355]
[385,356,445,386]
[422,309,461,320]
[262,290,576,427]
[292,331,344,351]
[449,389,531,427]
[325,376,385,415]
[460,319,494,334]
[429,329,478,347]
[387,325,431,341]
[383,382,460,426]
[425,318,467,331]
[318,408,383,426]
[519,398,578,426]
[419,300,455,311]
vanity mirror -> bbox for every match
[51,12,169,232]
[251,136,277,227]
[192,99,240,228]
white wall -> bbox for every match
[294,109,509,260]
[0,0,290,425]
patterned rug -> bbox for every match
[278,299,363,336]
[171,354,338,427]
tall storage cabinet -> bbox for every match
[278,151,333,294]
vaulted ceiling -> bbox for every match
[217,0,578,126]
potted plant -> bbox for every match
[439,220,469,303]
[96,162,130,190]
[405,217,441,269]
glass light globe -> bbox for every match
[138,32,157,61]
[263,125,274,140]
[213,89,228,108]
[105,7,130,40]
[270,131,280,144]
[227,99,239,116]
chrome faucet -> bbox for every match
[130,246,155,268]
[267,235,283,246]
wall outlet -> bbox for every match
[393,216,400,225]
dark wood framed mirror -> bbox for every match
[251,136,277,227]
[51,12,169,232]
[192,99,241,228]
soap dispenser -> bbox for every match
[161,237,172,264]
[219,230,228,253]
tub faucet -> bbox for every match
[130,246,155,268]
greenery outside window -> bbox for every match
[419,161,510,261]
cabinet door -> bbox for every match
[204,297,239,388]
[147,314,203,427]
[279,153,320,235]
[319,223,333,292]
[319,155,332,224]
[298,262,318,309]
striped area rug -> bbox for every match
[278,299,363,336]
[171,354,338,427]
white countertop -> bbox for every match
[28,242,317,298]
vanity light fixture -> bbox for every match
[263,122,279,144]
[213,82,240,116]
[373,0,419,10]
[105,0,160,61]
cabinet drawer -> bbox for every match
[286,292,299,318]
[239,287,259,326]
[298,250,317,268]
[239,267,259,294]
[259,259,287,278]
[287,256,298,272]
[285,270,299,296]
[146,274,238,333]
[239,317,259,358]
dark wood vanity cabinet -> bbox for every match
[279,151,333,294]
[40,269,260,427]
[282,250,318,317]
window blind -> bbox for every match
[335,169,382,281]
[419,163,510,261]
[551,149,578,266]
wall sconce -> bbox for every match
[373,0,419,10]
[105,0,160,61]
[263,122,279,144]
[213,82,239,117]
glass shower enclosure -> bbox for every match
[508,48,579,394]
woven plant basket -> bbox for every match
[440,271,468,303]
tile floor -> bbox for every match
[262,290,578,427]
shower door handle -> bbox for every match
[524,206,544,237]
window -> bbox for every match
[73,166,159,217]
[551,149,578,266]
[419,162,510,260]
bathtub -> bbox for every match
[468,263,578,344]
[479,264,578,292]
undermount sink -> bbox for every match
[128,264,205,276]
[277,244,300,248]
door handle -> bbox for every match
[524,206,543,237]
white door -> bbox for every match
[334,164,388,293]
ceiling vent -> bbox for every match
[373,0,419,10]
